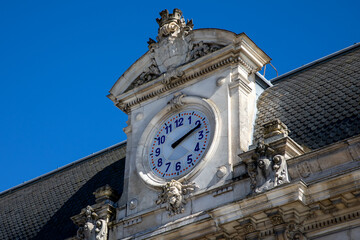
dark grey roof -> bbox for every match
[0,142,126,240]
[255,44,360,149]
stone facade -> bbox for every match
[1,8,360,240]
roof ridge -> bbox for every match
[271,43,360,84]
[0,140,127,197]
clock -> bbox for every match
[136,95,220,186]
[148,109,211,179]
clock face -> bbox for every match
[148,110,211,179]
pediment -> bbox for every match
[108,29,235,98]
[108,10,271,113]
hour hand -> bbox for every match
[171,123,201,149]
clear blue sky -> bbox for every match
[0,0,359,192]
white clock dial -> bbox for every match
[148,110,211,179]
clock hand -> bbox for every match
[171,123,201,149]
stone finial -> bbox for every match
[155,9,193,40]
[156,179,196,216]
[93,184,119,204]
[263,119,289,139]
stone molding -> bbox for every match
[117,55,251,113]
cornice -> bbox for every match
[114,52,255,113]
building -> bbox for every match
[1,9,360,240]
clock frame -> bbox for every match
[135,95,220,187]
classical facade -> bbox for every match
[1,9,360,240]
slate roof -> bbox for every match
[255,43,360,149]
[0,142,126,240]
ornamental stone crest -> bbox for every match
[124,9,225,93]
[156,179,196,215]
[247,142,290,193]
[156,8,193,41]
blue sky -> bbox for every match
[0,0,359,192]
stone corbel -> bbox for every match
[71,185,119,240]
[236,218,259,240]
[155,179,196,216]
[244,142,290,194]
[72,206,108,240]
[285,222,307,240]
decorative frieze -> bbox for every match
[212,185,233,197]
[123,216,142,227]
[156,179,196,215]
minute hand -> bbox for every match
[171,123,201,149]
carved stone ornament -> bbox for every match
[188,41,224,62]
[75,206,108,240]
[125,59,161,92]
[167,92,185,109]
[156,179,196,215]
[150,9,194,73]
[156,9,193,41]
[246,142,290,193]
[285,222,307,240]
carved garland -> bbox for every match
[118,55,255,112]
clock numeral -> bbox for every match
[175,117,184,128]
[165,162,171,172]
[175,162,181,171]
[156,136,165,145]
[195,120,201,126]
[157,158,163,167]
[155,148,160,157]
[165,124,172,134]
[187,154,193,164]
[198,130,204,140]
[188,116,191,125]
[194,142,200,152]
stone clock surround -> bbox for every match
[135,95,221,187]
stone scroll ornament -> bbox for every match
[156,179,196,216]
[76,206,108,240]
[247,142,290,194]
[285,222,307,240]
